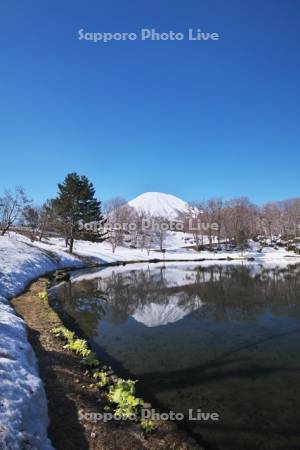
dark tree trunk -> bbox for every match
[69,237,74,254]
[1,226,9,236]
[208,233,213,250]
[65,229,69,248]
[39,222,46,241]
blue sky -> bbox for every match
[0,0,299,204]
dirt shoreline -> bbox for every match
[12,277,204,450]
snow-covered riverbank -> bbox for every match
[0,234,82,450]
[1,231,300,449]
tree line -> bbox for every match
[0,172,299,254]
[180,197,300,251]
[0,173,106,253]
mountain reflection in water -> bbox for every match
[52,263,300,450]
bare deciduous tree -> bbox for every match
[105,198,136,253]
[0,187,30,235]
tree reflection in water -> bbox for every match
[52,263,300,450]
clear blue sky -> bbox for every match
[0,0,299,204]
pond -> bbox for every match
[51,262,300,450]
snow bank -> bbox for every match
[0,233,82,299]
[0,234,82,450]
[0,296,52,449]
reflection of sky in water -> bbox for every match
[53,264,300,450]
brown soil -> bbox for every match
[12,278,203,450]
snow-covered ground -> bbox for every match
[0,233,82,450]
[0,233,82,299]
[1,230,300,449]
[40,232,300,266]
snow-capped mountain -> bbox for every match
[128,192,190,219]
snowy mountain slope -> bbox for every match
[128,192,190,219]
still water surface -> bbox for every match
[52,263,300,450]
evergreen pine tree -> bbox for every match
[236,229,248,254]
[52,173,106,253]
